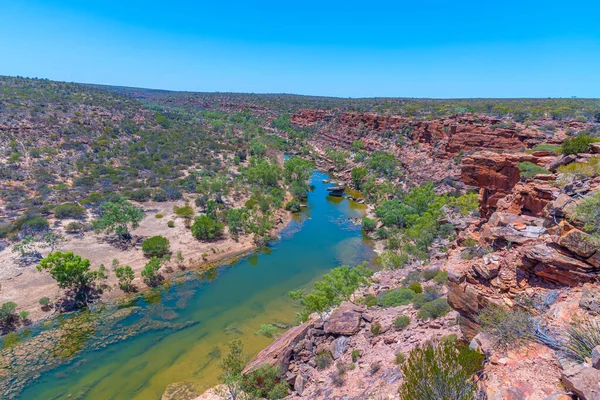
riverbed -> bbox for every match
[3,171,374,399]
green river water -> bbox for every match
[5,171,374,399]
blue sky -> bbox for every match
[1,1,599,97]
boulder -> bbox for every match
[557,228,600,258]
[548,154,577,172]
[561,364,600,399]
[294,374,308,395]
[591,143,600,154]
[324,303,363,335]
[329,336,350,359]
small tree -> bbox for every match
[12,235,42,263]
[41,231,68,252]
[351,167,368,190]
[399,340,484,400]
[141,257,163,287]
[0,302,18,333]
[218,339,246,400]
[115,265,135,292]
[37,251,101,304]
[92,199,144,240]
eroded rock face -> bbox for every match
[521,243,598,286]
[557,228,600,258]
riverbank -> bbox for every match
[2,170,375,400]
[0,197,294,326]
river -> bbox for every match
[7,171,374,399]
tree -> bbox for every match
[399,340,484,400]
[368,151,398,177]
[290,263,373,321]
[351,167,368,190]
[0,302,19,333]
[206,200,218,221]
[37,251,102,303]
[218,339,247,400]
[575,190,600,238]
[283,157,314,184]
[115,265,135,292]
[92,198,144,240]
[42,231,68,252]
[141,257,163,287]
[227,208,248,238]
[191,215,224,241]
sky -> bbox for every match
[1,0,599,98]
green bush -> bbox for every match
[20,215,49,233]
[39,297,50,306]
[115,265,135,292]
[129,188,152,202]
[152,188,168,202]
[174,204,194,218]
[417,298,451,320]
[407,282,422,294]
[529,143,562,155]
[351,349,360,362]
[167,220,175,228]
[399,340,484,400]
[141,236,170,258]
[362,217,377,232]
[562,134,598,155]
[363,294,378,307]
[517,162,551,179]
[242,364,289,399]
[54,203,86,219]
[377,288,416,308]
[284,199,301,212]
[394,315,410,330]
[191,215,224,241]
[562,317,600,362]
[155,214,163,219]
[394,352,406,365]
[574,191,600,237]
[433,271,448,284]
[64,221,86,233]
[370,321,382,335]
[422,268,440,281]
[141,257,162,287]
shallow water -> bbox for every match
[11,171,374,400]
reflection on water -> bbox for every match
[8,171,374,400]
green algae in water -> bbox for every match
[52,311,97,359]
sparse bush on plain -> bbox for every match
[477,304,534,349]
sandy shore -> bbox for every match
[0,199,293,324]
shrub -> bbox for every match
[39,297,50,306]
[433,271,448,284]
[155,214,163,219]
[37,251,101,296]
[370,321,382,335]
[574,191,600,237]
[54,203,86,219]
[64,221,86,234]
[422,268,440,281]
[115,265,135,292]
[141,236,170,258]
[191,215,224,241]
[152,188,168,202]
[394,315,410,330]
[255,324,278,338]
[362,217,377,232]
[412,287,441,309]
[417,299,451,320]
[407,282,423,294]
[351,349,360,362]
[20,215,49,233]
[316,351,333,370]
[284,200,301,212]
[174,204,194,218]
[529,143,562,155]
[399,340,484,400]
[167,220,175,228]
[517,162,551,179]
[562,134,598,155]
[129,188,152,202]
[562,317,600,362]
[394,352,406,365]
[242,364,289,399]
[0,302,19,332]
[477,304,534,349]
[92,199,144,239]
[363,294,378,307]
[377,288,416,308]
